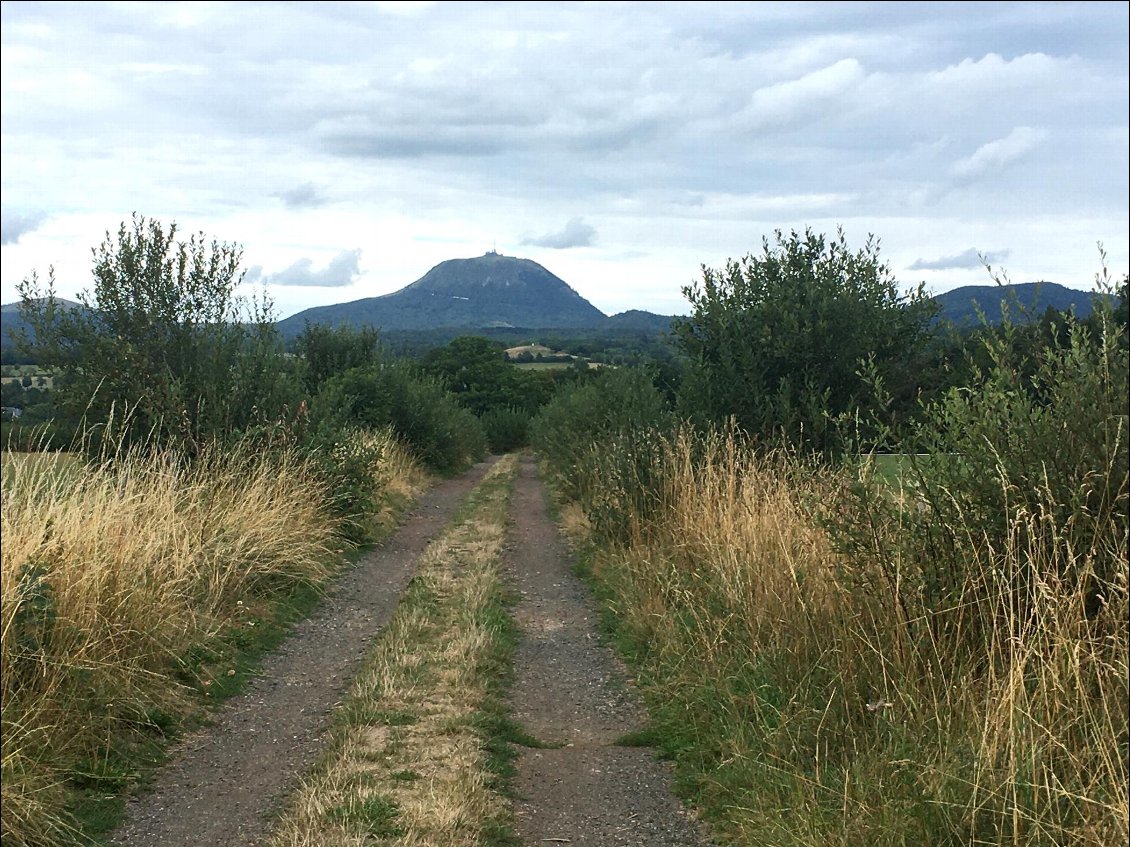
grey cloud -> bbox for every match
[267,250,362,287]
[322,125,507,159]
[521,218,597,249]
[277,183,325,208]
[1,211,46,245]
[909,248,1010,271]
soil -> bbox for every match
[505,456,715,847]
[109,459,495,847]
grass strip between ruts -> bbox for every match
[268,452,526,847]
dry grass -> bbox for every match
[269,454,519,847]
[360,428,432,536]
[0,432,425,847]
[578,426,1128,846]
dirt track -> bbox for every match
[109,454,713,846]
[506,456,714,846]
[110,459,494,847]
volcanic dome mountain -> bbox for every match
[276,252,608,336]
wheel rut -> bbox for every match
[110,458,496,847]
[506,456,715,847]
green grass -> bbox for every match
[860,452,964,489]
[511,361,577,371]
[0,451,81,489]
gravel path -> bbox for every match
[110,458,495,847]
[506,456,715,847]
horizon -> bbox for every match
[1,248,1114,324]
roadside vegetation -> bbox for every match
[269,454,522,847]
[1,215,484,847]
[533,231,1128,846]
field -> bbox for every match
[511,361,577,371]
[503,344,557,359]
[0,451,80,484]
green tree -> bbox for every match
[293,323,382,395]
[674,227,937,453]
[16,214,298,454]
[422,335,553,416]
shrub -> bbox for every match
[828,302,1128,639]
[16,215,302,457]
[299,424,388,545]
[674,227,936,454]
[531,367,672,541]
[313,362,486,475]
[480,406,530,453]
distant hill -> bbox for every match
[600,310,675,332]
[3,276,1112,362]
[933,282,1105,327]
[1,298,84,360]
[276,252,607,338]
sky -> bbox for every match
[1,1,1127,320]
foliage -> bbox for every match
[15,214,301,456]
[531,367,672,542]
[421,335,556,416]
[479,406,530,454]
[296,424,388,545]
[829,296,1129,637]
[674,227,937,453]
[293,323,382,395]
[313,362,485,475]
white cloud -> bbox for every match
[952,127,1048,181]
[743,58,867,130]
[0,3,1125,316]
[909,247,1011,271]
[0,210,46,245]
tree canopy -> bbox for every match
[16,214,296,453]
[674,227,937,452]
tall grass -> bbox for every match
[0,438,390,846]
[571,425,1127,846]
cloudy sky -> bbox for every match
[2,1,1127,319]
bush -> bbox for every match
[827,301,1128,641]
[299,424,388,545]
[531,367,672,541]
[313,362,485,475]
[16,215,303,458]
[674,227,936,454]
[480,407,529,453]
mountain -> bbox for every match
[276,252,607,337]
[933,282,1105,327]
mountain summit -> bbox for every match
[277,252,607,335]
